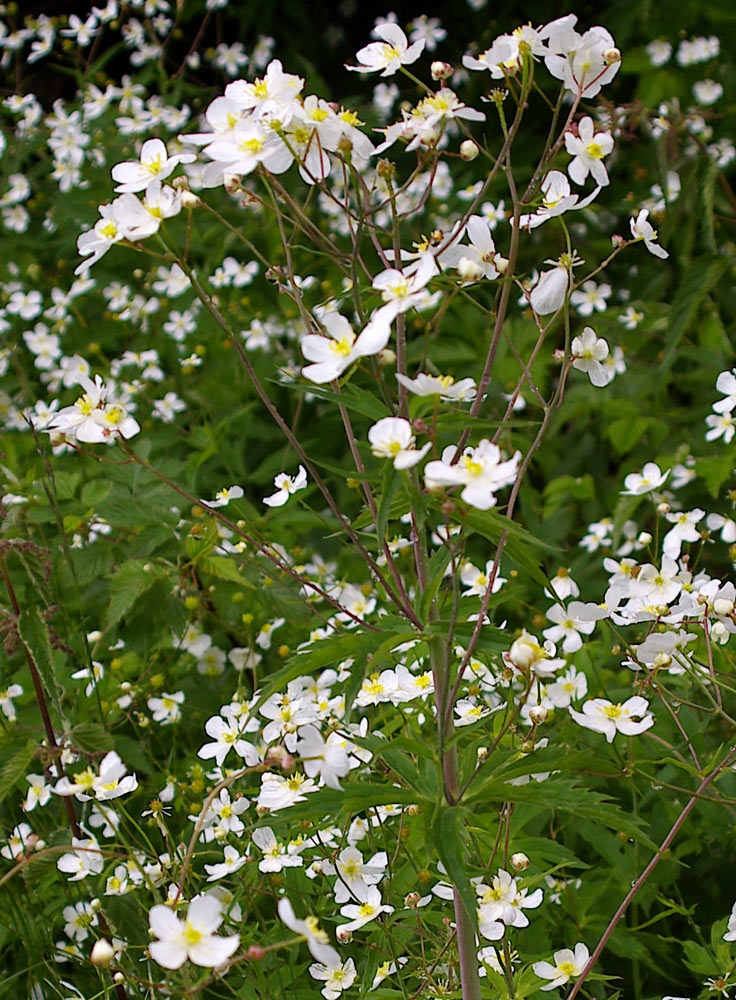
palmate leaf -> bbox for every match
[0,739,37,803]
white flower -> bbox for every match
[630,209,669,259]
[519,171,600,231]
[533,942,589,990]
[570,280,611,316]
[368,417,431,470]
[205,485,244,508]
[569,696,654,742]
[724,901,736,941]
[395,372,477,401]
[646,40,672,66]
[54,751,138,801]
[424,440,520,511]
[263,466,308,507]
[295,724,351,790]
[338,886,394,932]
[278,898,340,965]
[309,956,358,999]
[347,23,425,76]
[693,79,723,105]
[111,138,195,193]
[300,310,390,384]
[565,117,614,186]
[204,846,247,881]
[57,836,104,881]
[149,894,239,969]
[662,508,705,560]
[529,264,570,315]
[543,603,596,653]
[621,462,670,495]
[571,328,613,387]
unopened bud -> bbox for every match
[405,891,421,907]
[377,347,396,366]
[477,745,489,761]
[223,173,241,194]
[520,739,535,754]
[181,190,201,208]
[712,620,728,642]
[336,926,352,943]
[528,705,548,725]
[91,939,115,967]
[638,531,652,545]
[459,139,480,160]
[377,159,396,180]
[603,47,621,64]
[494,255,509,274]
[510,852,530,872]
[656,502,670,515]
[171,175,189,191]
[653,652,672,669]
[406,803,421,816]
[431,60,454,80]
[266,746,294,770]
[553,348,566,362]
[714,598,734,617]
[246,945,265,961]
[509,635,539,670]
[612,234,626,248]
[113,973,125,984]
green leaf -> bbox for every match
[17,607,67,724]
[106,559,168,628]
[70,722,114,754]
[417,546,453,624]
[431,807,477,928]
[199,555,253,585]
[696,453,734,498]
[0,739,36,802]
[682,940,716,975]
[662,253,729,369]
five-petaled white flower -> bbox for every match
[569,696,654,742]
[533,942,590,990]
[565,117,614,186]
[424,440,520,511]
[630,209,669,259]
[263,466,308,507]
[346,23,425,77]
[571,328,613,387]
[621,462,670,495]
[368,417,431,470]
[148,894,239,969]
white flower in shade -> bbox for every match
[714,369,736,413]
[460,560,507,597]
[371,255,436,326]
[263,466,308,507]
[204,846,247,881]
[54,751,138,801]
[310,956,358,999]
[542,20,620,98]
[505,630,567,679]
[621,462,670,495]
[149,894,239,969]
[323,846,388,904]
[533,942,589,990]
[257,771,319,811]
[630,209,669,259]
[198,711,259,768]
[569,696,654,742]
[705,412,735,444]
[571,328,613,387]
[1,822,35,861]
[57,836,104,881]
[0,683,23,721]
[519,171,600,230]
[338,886,394,933]
[251,826,305,873]
[646,40,672,66]
[22,774,51,812]
[278,898,340,965]
[543,603,596,653]
[724,901,736,941]
[424,440,520,511]
[347,23,425,76]
[395,372,477,401]
[570,280,611,316]
[476,868,543,939]
[148,691,186,724]
[111,138,195,193]
[294,724,351,790]
[565,117,614,186]
[368,417,431,470]
[529,264,570,315]
[693,79,723,105]
[205,485,244,508]
[662,508,705,560]
[439,215,502,279]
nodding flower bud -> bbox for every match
[712,620,728,641]
[431,60,454,80]
[336,927,352,943]
[91,939,115,967]
[638,531,652,545]
[656,502,671,515]
[603,47,621,64]
[459,139,480,160]
[223,172,241,194]
[612,234,626,248]
[714,598,734,617]
[181,190,201,208]
[510,852,530,872]
[377,347,396,366]
[528,705,548,725]
[246,945,266,961]
[477,745,490,761]
[404,891,421,907]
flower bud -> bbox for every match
[181,190,201,208]
[528,705,548,725]
[336,927,352,943]
[113,973,125,984]
[459,139,479,160]
[656,502,670,515]
[406,803,421,816]
[171,175,189,191]
[223,173,241,194]
[405,891,421,907]
[612,234,626,248]
[509,635,539,670]
[377,159,396,181]
[246,945,265,961]
[638,531,652,545]
[431,60,454,80]
[712,620,728,642]
[91,939,115,967]
[510,852,530,872]
[477,745,489,761]
[494,255,509,274]
[603,47,621,64]
[377,347,396,366]
[714,598,734,617]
